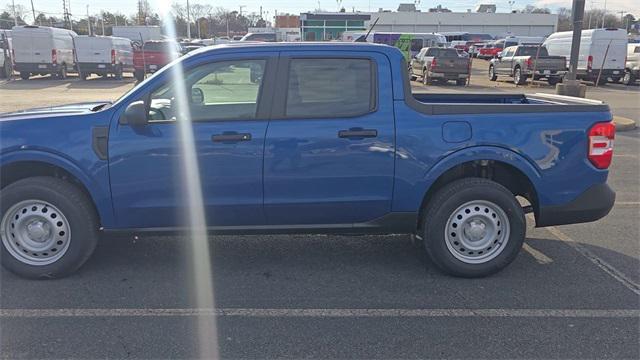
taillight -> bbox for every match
[431,58,437,68]
[526,58,533,68]
[111,49,116,65]
[51,49,57,64]
[587,55,593,70]
[588,122,615,169]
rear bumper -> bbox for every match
[77,63,118,73]
[536,183,615,227]
[14,63,61,73]
[526,69,566,77]
[578,69,624,80]
[428,71,469,80]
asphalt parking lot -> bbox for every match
[1,69,639,359]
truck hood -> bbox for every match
[0,101,111,120]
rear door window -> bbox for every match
[285,58,374,118]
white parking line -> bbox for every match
[544,226,640,296]
[522,243,554,264]
[0,307,638,319]
[615,201,640,206]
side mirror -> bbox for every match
[496,52,503,59]
[191,87,204,105]
[121,100,148,127]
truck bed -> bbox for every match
[409,92,609,114]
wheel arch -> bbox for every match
[416,147,541,232]
[0,152,111,227]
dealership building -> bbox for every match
[299,10,558,40]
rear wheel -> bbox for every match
[19,72,30,80]
[623,70,636,85]
[456,78,467,86]
[514,67,526,85]
[0,177,99,279]
[134,69,145,82]
[114,65,123,80]
[488,65,497,81]
[79,71,88,80]
[547,77,560,86]
[56,65,67,80]
[423,69,432,85]
[421,178,525,277]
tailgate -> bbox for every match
[532,57,566,71]
[439,57,469,73]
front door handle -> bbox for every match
[211,132,252,142]
[338,128,378,139]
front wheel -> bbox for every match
[421,178,525,277]
[488,65,497,81]
[0,177,98,279]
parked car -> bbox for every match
[478,39,518,60]
[0,43,615,279]
[489,45,567,85]
[623,43,640,85]
[410,47,470,85]
[11,25,76,80]
[543,28,628,84]
[75,36,134,80]
[240,32,277,42]
[133,40,182,81]
[0,31,12,78]
[468,41,488,58]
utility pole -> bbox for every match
[12,0,18,27]
[557,0,587,97]
[86,5,91,35]
[30,0,37,24]
[239,5,246,17]
[186,0,191,39]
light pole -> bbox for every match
[557,0,587,97]
[186,0,191,39]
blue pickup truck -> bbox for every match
[0,43,615,279]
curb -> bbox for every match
[613,116,637,132]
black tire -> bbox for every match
[423,68,432,85]
[514,67,526,85]
[622,71,635,85]
[56,65,67,80]
[488,65,497,81]
[547,77,560,86]
[79,71,88,80]
[421,178,526,278]
[134,69,145,82]
[114,65,123,80]
[456,78,467,86]
[0,177,99,279]
[20,72,30,80]
[609,77,621,83]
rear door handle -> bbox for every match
[211,132,252,142]
[338,128,378,139]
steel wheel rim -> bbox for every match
[444,200,510,264]
[1,200,71,266]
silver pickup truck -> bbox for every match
[489,45,566,85]
[624,43,639,85]
[410,47,470,86]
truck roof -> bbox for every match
[187,41,403,57]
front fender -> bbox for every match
[0,149,114,227]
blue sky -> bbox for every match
[6,0,639,20]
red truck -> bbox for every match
[133,40,182,81]
[478,39,519,60]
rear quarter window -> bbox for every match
[285,58,375,118]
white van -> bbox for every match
[12,25,77,80]
[75,36,134,80]
[0,30,12,78]
[543,28,628,84]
